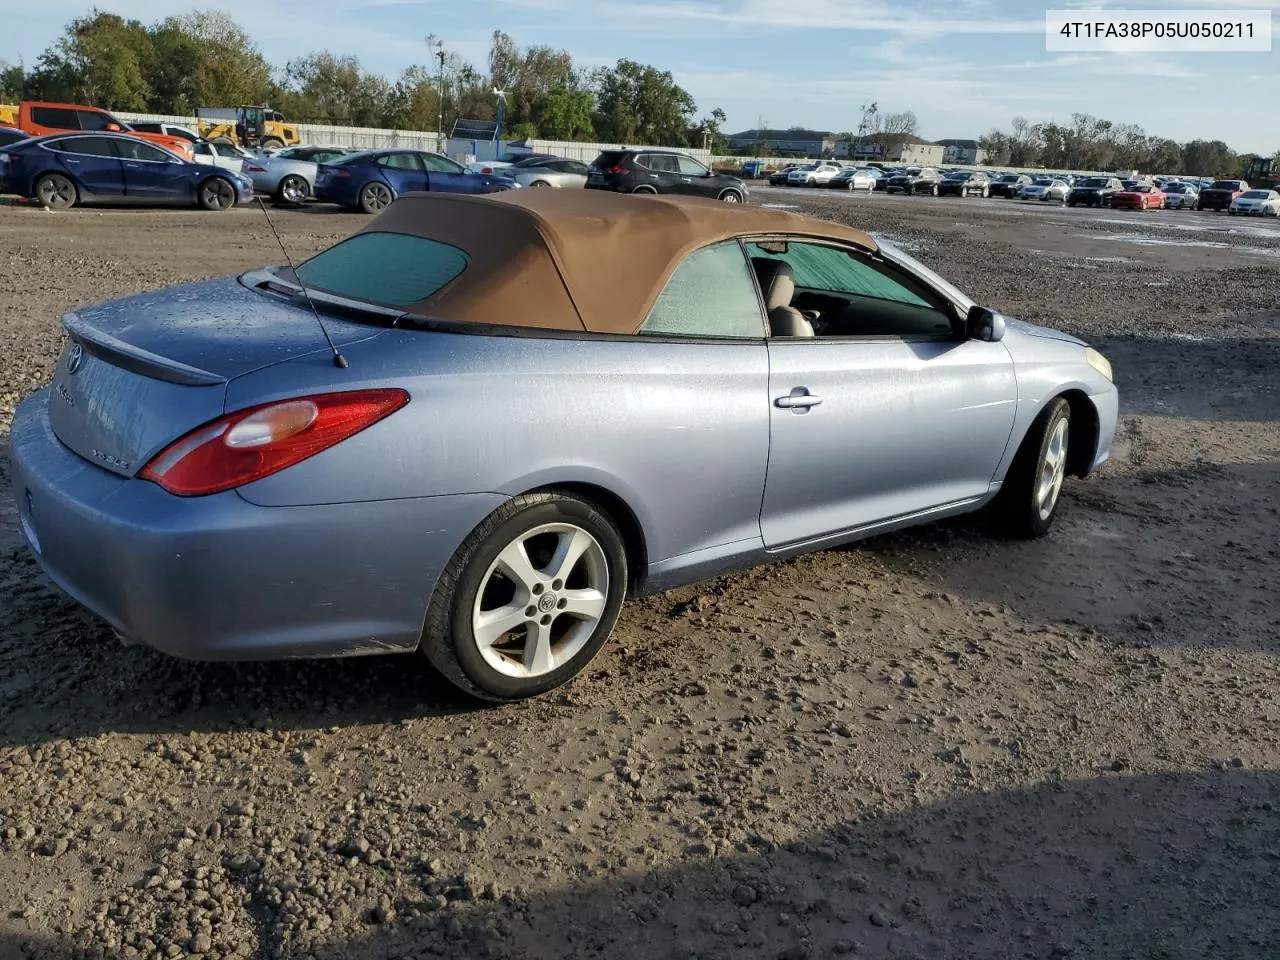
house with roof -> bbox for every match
[837,134,944,165]
[934,138,988,164]
[726,128,835,157]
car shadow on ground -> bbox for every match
[3,768,1278,959]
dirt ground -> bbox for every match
[1,190,1278,960]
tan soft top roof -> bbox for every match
[362,190,878,335]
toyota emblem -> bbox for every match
[66,343,83,375]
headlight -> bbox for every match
[1085,347,1112,382]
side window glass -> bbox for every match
[32,108,79,129]
[746,242,953,338]
[421,154,463,173]
[76,111,114,131]
[677,156,708,176]
[643,154,677,174]
[117,139,171,162]
[63,137,117,157]
[377,153,420,170]
[641,242,765,339]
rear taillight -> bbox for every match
[606,165,630,175]
[141,389,409,497]
[480,166,494,174]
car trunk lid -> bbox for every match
[47,275,384,479]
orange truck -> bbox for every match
[3,101,194,160]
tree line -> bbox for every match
[978,114,1256,176]
[0,9,727,146]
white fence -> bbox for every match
[113,113,714,166]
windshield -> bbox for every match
[1078,178,1107,187]
[295,232,469,307]
[999,175,1021,182]
[1240,190,1271,199]
[796,163,819,171]
[945,172,971,180]
[1210,180,1242,190]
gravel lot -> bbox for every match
[2,191,1278,960]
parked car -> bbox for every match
[466,151,556,175]
[8,101,194,160]
[739,159,768,179]
[1066,177,1123,207]
[1228,189,1280,216]
[188,139,253,173]
[243,145,352,203]
[989,173,1032,198]
[506,156,590,189]
[884,167,943,195]
[1160,181,1199,210]
[1019,178,1069,203]
[128,122,200,144]
[1110,182,1166,210]
[0,132,252,210]
[314,149,519,213]
[0,127,30,148]
[787,162,842,186]
[9,189,1118,702]
[937,171,991,197]
[768,165,800,186]
[826,166,880,191]
[585,149,747,203]
[1197,179,1248,211]
[874,168,906,191]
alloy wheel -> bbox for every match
[362,182,392,212]
[1036,418,1069,521]
[280,176,308,204]
[37,175,76,210]
[471,523,609,679]
[202,178,234,210]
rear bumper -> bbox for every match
[10,389,504,661]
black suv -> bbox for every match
[884,167,943,195]
[1066,177,1123,207]
[989,174,1032,198]
[937,171,991,197]
[586,149,748,202]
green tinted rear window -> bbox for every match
[295,232,469,306]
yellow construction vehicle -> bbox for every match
[1243,155,1278,191]
[196,105,300,150]
[0,103,17,126]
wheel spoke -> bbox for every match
[559,588,606,622]
[495,539,541,594]
[523,620,555,675]
[473,604,529,650]
[548,528,592,585]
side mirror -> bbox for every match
[105,123,121,132]
[966,305,1006,342]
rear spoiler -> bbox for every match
[63,312,226,387]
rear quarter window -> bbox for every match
[593,151,625,169]
[294,232,470,307]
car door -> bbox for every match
[374,153,428,195]
[753,239,1018,550]
[552,159,588,187]
[211,141,246,172]
[418,153,476,193]
[115,137,192,202]
[45,136,124,197]
[674,155,717,196]
[636,153,682,193]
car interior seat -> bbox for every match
[751,258,813,337]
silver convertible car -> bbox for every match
[10,192,1117,702]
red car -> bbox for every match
[1110,182,1166,210]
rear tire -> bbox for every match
[276,174,308,204]
[35,173,77,210]
[529,180,551,187]
[262,138,285,151]
[359,181,393,214]
[631,185,657,195]
[995,398,1071,539]
[421,491,628,702]
[197,176,236,211]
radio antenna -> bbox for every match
[256,197,348,369]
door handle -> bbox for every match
[681,177,691,182]
[775,392,823,409]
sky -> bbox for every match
[6,0,1279,153]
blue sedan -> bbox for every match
[0,132,253,211]
[313,148,518,213]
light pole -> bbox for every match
[428,38,446,152]
[854,101,877,162]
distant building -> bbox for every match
[726,128,835,157]
[935,139,988,164]
[837,134,945,166]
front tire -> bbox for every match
[631,185,658,195]
[35,173,78,210]
[718,189,743,203]
[930,184,939,196]
[359,181,393,214]
[422,491,628,702]
[996,398,1071,538]
[197,176,236,211]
